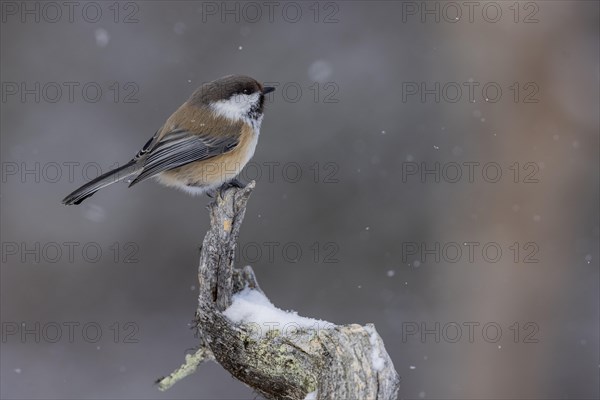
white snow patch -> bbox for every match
[364,325,385,371]
[304,390,318,400]
[224,288,334,337]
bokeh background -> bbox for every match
[1,1,598,399]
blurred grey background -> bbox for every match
[1,1,598,399]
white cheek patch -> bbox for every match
[211,93,260,121]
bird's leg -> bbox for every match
[212,178,245,200]
[215,178,245,194]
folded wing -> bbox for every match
[128,129,239,187]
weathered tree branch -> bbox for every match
[157,181,400,399]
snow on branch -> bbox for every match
[157,181,400,399]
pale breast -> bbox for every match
[157,123,259,190]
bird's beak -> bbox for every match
[262,86,275,94]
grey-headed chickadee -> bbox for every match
[63,75,274,205]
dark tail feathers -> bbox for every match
[62,160,140,205]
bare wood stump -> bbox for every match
[157,182,400,399]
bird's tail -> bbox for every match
[62,160,140,205]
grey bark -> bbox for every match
[157,182,400,399]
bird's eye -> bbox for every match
[242,89,250,95]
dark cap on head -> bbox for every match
[191,75,272,105]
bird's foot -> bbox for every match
[225,178,245,189]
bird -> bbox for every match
[62,75,275,205]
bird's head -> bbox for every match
[194,75,275,123]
